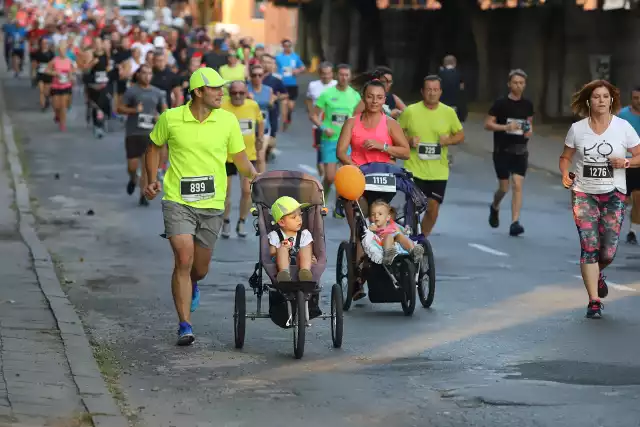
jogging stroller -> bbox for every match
[233,170,344,359]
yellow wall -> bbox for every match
[221,0,297,48]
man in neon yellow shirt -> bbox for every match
[145,68,258,346]
[399,75,465,237]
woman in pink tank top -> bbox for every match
[336,79,410,300]
[337,79,409,166]
[46,42,76,132]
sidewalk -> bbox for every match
[0,77,128,426]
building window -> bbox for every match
[253,0,265,19]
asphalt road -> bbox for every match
[6,75,640,427]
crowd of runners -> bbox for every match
[3,1,640,341]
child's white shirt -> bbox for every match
[268,229,313,249]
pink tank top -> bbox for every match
[350,112,392,166]
[51,57,73,89]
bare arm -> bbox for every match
[145,143,162,182]
[387,118,410,160]
[629,145,640,167]
[484,115,508,132]
[256,121,265,148]
[336,118,356,165]
[310,105,324,129]
[441,129,465,147]
[232,151,259,180]
[305,98,314,122]
[393,94,406,111]
[559,145,576,177]
[117,96,138,115]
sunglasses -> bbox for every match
[251,73,263,78]
[230,91,245,95]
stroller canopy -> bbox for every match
[252,170,325,208]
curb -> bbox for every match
[0,82,129,426]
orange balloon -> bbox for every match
[335,165,366,201]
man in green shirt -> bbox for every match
[311,64,361,216]
[399,75,465,237]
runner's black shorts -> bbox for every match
[626,167,640,195]
[36,72,53,84]
[11,49,24,59]
[413,178,447,204]
[285,85,298,101]
[125,135,151,159]
[493,151,528,180]
[50,87,72,96]
[226,160,257,177]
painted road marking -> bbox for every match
[572,275,637,292]
[298,164,318,175]
[468,243,509,257]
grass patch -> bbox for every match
[90,339,140,425]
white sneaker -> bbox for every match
[221,220,231,239]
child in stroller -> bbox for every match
[368,199,424,265]
[268,196,315,283]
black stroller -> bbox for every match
[233,170,344,359]
[336,162,436,315]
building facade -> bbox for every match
[204,0,297,51]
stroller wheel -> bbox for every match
[293,290,306,359]
[330,284,343,348]
[399,258,417,316]
[234,284,246,349]
[336,241,355,311]
[418,239,436,308]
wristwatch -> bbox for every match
[383,143,389,152]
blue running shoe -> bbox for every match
[190,282,200,313]
[177,322,195,346]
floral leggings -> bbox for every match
[572,190,626,265]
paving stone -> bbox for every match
[82,395,121,416]
[1,350,67,364]
[10,400,82,418]
[7,382,79,401]
[0,336,63,354]
[0,308,56,324]
[1,359,67,373]
[5,370,74,387]
[73,375,111,396]
[0,329,60,340]
[0,319,58,330]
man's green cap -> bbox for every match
[189,67,227,92]
[271,196,309,223]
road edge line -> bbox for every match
[0,81,129,426]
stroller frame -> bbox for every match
[233,170,344,359]
[336,162,437,316]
